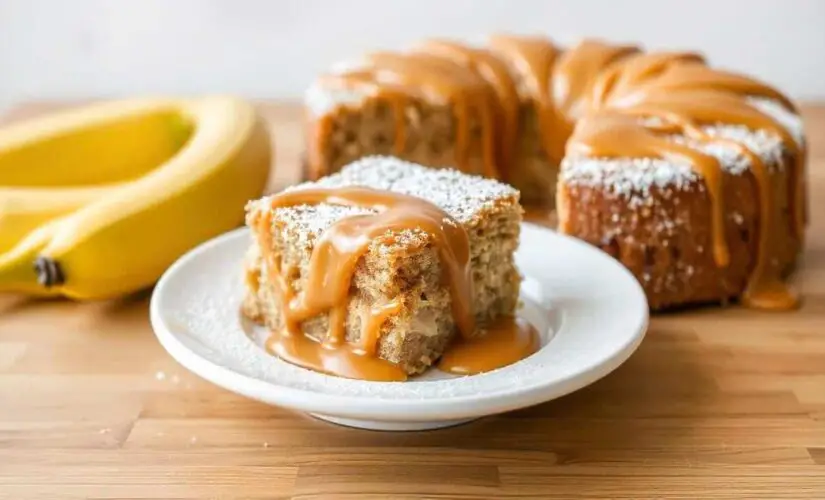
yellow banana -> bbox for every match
[0,184,120,254]
[0,98,192,186]
[0,218,66,297]
[0,95,271,299]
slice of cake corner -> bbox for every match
[243,156,523,374]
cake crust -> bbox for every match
[558,149,800,310]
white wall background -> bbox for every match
[1,0,824,111]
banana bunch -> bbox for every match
[0,96,271,299]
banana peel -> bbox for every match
[0,217,64,297]
[0,184,121,254]
[0,96,272,299]
[0,98,192,187]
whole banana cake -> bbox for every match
[302,34,807,311]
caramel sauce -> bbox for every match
[415,40,520,180]
[438,316,540,375]
[488,35,568,165]
[307,38,805,313]
[590,52,707,108]
[266,328,408,382]
[553,40,639,121]
[716,139,799,310]
[359,300,403,356]
[313,52,500,179]
[567,110,731,268]
[570,77,804,309]
[265,187,475,342]
[636,64,796,110]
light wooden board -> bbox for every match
[0,101,824,500]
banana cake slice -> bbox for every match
[243,156,522,375]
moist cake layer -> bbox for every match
[244,156,522,374]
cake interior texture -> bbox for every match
[304,37,568,205]
[302,35,807,310]
[244,156,522,374]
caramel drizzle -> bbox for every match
[256,209,401,382]
[312,52,500,179]
[590,52,805,253]
[553,40,639,121]
[255,186,542,380]
[569,83,804,308]
[589,52,707,108]
[359,300,403,356]
[488,35,567,165]
[414,40,520,180]
[269,187,474,342]
[567,110,731,267]
[254,188,461,381]
[716,139,799,310]
[636,64,797,110]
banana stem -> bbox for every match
[34,257,64,287]
[0,218,64,295]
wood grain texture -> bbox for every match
[1,101,824,500]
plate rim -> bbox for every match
[150,222,649,422]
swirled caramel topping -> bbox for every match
[314,51,500,179]
[637,64,796,110]
[589,52,707,107]
[309,37,805,311]
[567,110,731,268]
[256,186,539,381]
[488,35,568,165]
[553,39,639,121]
[569,61,805,309]
[414,39,520,180]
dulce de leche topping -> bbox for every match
[308,36,805,311]
[255,185,539,381]
[312,51,500,180]
[568,51,805,310]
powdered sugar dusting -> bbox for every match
[274,204,373,248]
[305,82,367,117]
[561,97,805,198]
[560,157,699,205]
[308,156,518,221]
[748,96,806,148]
[700,125,784,168]
[675,129,787,175]
[248,156,518,246]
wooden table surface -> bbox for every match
[1,102,824,500]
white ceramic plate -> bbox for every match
[150,223,648,431]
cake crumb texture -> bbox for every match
[244,156,523,374]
